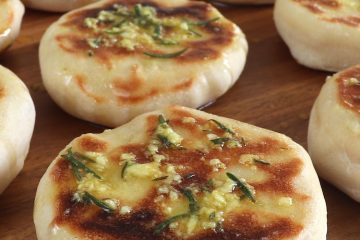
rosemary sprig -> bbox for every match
[82,191,115,213]
[201,179,215,193]
[194,17,220,26]
[62,148,101,181]
[158,114,167,124]
[211,137,230,146]
[157,134,173,148]
[181,188,199,213]
[253,159,270,165]
[143,48,188,59]
[153,188,199,234]
[226,172,256,203]
[152,176,169,181]
[121,161,130,179]
[153,213,190,235]
[209,119,235,135]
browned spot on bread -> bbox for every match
[116,88,159,104]
[112,65,143,93]
[51,158,75,183]
[252,158,303,195]
[337,66,360,114]
[172,78,193,91]
[326,16,360,27]
[56,0,235,63]
[294,0,340,13]
[195,211,303,240]
[78,135,108,152]
[75,75,106,103]
[54,189,165,240]
[0,87,4,98]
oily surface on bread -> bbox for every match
[39,0,247,127]
[308,65,360,202]
[0,65,35,193]
[34,106,326,240]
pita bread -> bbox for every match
[0,65,35,193]
[274,0,360,72]
[308,65,360,202]
[0,0,24,53]
[39,0,248,127]
[34,106,326,240]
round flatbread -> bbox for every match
[22,0,98,12]
[308,65,360,202]
[34,106,326,240]
[274,0,360,72]
[0,65,35,193]
[39,0,248,127]
[0,0,24,53]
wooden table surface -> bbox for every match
[0,3,359,240]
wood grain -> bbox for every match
[0,4,359,240]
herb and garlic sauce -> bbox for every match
[51,108,308,239]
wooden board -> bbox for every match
[0,4,359,240]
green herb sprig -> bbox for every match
[253,159,270,165]
[82,191,115,213]
[226,172,256,203]
[62,148,101,181]
[211,137,230,146]
[153,188,199,235]
[210,119,235,135]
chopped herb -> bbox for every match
[157,134,173,148]
[62,148,101,181]
[253,159,271,165]
[226,172,256,203]
[194,17,220,26]
[181,188,199,213]
[188,28,202,37]
[183,173,196,180]
[86,37,102,49]
[121,161,130,179]
[209,119,235,135]
[82,191,115,212]
[153,213,189,235]
[211,137,230,146]
[153,188,199,234]
[158,114,167,124]
[152,176,169,181]
[209,211,216,221]
[201,179,215,193]
[215,221,224,234]
[143,48,188,59]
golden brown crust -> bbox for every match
[49,108,309,239]
[337,66,360,114]
[55,0,236,64]
[77,135,109,152]
[0,86,5,99]
[294,0,339,13]
[294,0,360,27]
